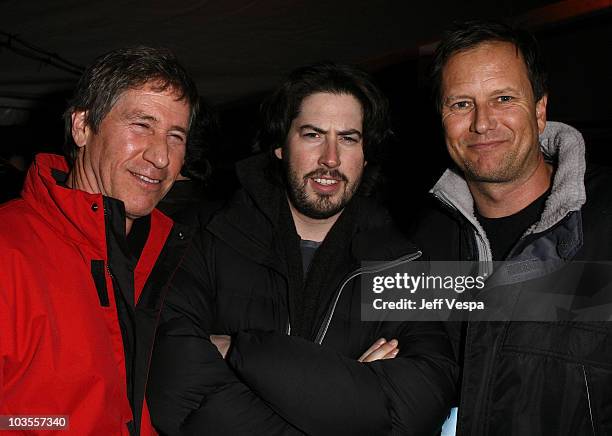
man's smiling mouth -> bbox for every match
[312,178,339,186]
[131,171,161,184]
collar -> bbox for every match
[211,152,417,267]
[234,151,284,225]
[21,153,173,272]
[430,121,587,236]
[21,153,109,249]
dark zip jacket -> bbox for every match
[148,152,458,435]
[410,122,612,435]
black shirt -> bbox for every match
[127,216,150,262]
[476,189,550,260]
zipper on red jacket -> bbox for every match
[314,251,422,345]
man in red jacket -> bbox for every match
[0,46,200,435]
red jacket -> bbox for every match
[0,154,176,435]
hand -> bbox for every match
[210,334,232,359]
[358,338,399,362]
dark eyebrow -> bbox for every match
[169,125,187,135]
[492,87,520,95]
[300,124,362,138]
[299,124,327,134]
[444,95,472,104]
[337,129,362,138]
[126,111,158,123]
[445,87,521,104]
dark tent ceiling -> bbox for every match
[1,0,565,114]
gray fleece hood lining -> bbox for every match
[430,121,587,236]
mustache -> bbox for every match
[303,169,348,182]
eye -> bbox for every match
[167,133,186,146]
[449,100,473,111]
[340,136,359,143]
[132,122,151,132]
[301,131,323,142]
[497,95,514,103]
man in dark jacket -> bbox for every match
[0,47,201,435]
[149,62,458,435]
[410,21,612,435]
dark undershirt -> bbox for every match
[127,217,150,262]
[476,189,550,261]
[300,239,321,277]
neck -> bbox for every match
[125,219,133,235]
[469,153,553,218]
[66,156,97,195]
[67,162,133,235]
[288,200,341,242]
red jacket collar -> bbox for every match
[21,153,173,263]
[22,153,109,249]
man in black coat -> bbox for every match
[410,21,612,435]
[148,62,458,435]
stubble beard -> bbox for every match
[284,162,361,220]
[462,149,519,183]
[460,142,540,185]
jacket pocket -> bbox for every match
[484,322,612,435]
[501,322,612,370]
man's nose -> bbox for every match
[143,135,170,169]
[470,104,496,134]
[318,139,340,168]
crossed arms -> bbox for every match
[147,238,458,435]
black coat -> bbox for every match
[409,165,612,436]
[148,153,458,435]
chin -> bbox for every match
[309,201,345,219]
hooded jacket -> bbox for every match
[148,152,458,436]
[410,122,612,435]
[0,154,193,435]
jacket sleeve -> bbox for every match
[147,232,304,436]
[227,322,458,436]
[0,262,8,406]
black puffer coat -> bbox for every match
[148,153,458,436]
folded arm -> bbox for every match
[147,236,304,435]
[148,234,457,435]
[226,324,458,435]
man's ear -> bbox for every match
[274,147,283,160]
[535,94,547,134]
[71,110,90,147]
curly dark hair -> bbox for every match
[63,45,202,175]
[255,61,393,165]
[431,20,547,112]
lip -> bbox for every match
[130,171,163,190]
[468,140,507,150]
[309,177,342,194]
